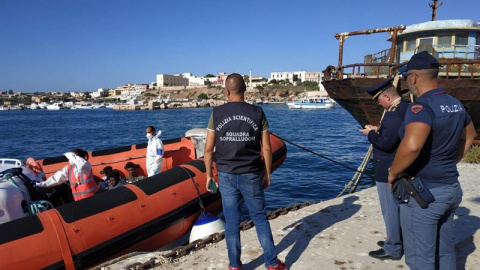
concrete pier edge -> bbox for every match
[99,163,480,270]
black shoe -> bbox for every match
[377,240,384,247]
[368,249,401,260]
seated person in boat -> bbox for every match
[105,171,126,190]
[124,162,144,183]
[98,165,113,190]
[36,149,98,201]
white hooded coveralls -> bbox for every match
[146,131,164,177]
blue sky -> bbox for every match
[1,0,478,92]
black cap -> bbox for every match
[100,166,113,174]
[366,78,394,100]
[406,51,440,71]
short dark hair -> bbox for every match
[125,162,138,169]
[146,126,155,131]
[225,73,246,94]
[72,148,88,159]
[107,171,120,181]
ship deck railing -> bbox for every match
[336,59,480,80]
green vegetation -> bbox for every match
[464,145,480,164]
[256,85,264,91]
[198,93,208,99]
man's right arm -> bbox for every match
[204,129,217,192]
[36,166,69,188]
[455,122,477,163]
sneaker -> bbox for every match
[267,260,287,270]
[228,266,241,270]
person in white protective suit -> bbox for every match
[36,149,98,201]
[145,126,164,177]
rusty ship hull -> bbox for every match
[322,78,480,137]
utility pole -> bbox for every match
[429,0,442,21]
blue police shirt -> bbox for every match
[368,100,408,183]
[399,88,471,182]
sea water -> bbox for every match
[0,104,374,211]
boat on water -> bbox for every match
[286,97,336,109]
[73,103,95,109]
[30,103,39,110]
[255,98,264,105]
[0,129,287,270]
[321,2,480,138]
[46,103,64,110]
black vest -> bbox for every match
[213,102,265,173]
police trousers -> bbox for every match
[400,179,462,270]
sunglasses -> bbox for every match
[402,72,418,80]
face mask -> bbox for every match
[146,133,153,140]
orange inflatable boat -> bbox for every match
[0,131,286,270]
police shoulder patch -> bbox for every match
[411,104,423,114]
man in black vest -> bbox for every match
[204,73,286,270]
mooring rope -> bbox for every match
[271,133,374,179]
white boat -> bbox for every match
[0,106,9,111]
[74,103,94,109]
[255,98,263,105]
[46,103,63,110]
[286,97,336,109]
[30,103,39,110]
[105,103,115,109]
[38,102,47,109]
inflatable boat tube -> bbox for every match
[0,132,286,270]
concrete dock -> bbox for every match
[100,163,480,270]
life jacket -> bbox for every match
[68,164,98,201]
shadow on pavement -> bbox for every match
[244,195,361,269]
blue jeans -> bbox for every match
[400,179,462,270]
[218,171,278,268]
[376,181,403,258]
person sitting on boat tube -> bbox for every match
[105,171,126,190]
[124,162,145,183]
[36,148,98,201]
[145,126,164,177]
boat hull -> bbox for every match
[0,134,287,270]
[322,78,480,138]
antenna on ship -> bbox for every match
[429,0,443,21]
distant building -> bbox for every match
[109,89,122,96]
[269,71,323,84]
[215,72,229,86]
[156,74,188,87]
[182,73,207,86]
[91,88,108,98]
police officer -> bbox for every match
[388,51,477,269]
[359,78,407,260]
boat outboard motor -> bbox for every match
[185,128,208,158]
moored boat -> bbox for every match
[322,2,480,138]
[0,129,287,270]
[46,103,63,110]
[286,97,336,109]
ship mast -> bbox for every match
[429,0,443,21]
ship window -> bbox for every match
[397,40,404,53]
[437,34,452,46]
[455,33,469,45]
[406,38,416,51]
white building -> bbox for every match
[91,88,108,98]
[269,71,323,84]
[182,73,207,86]
[156,74,188,87]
